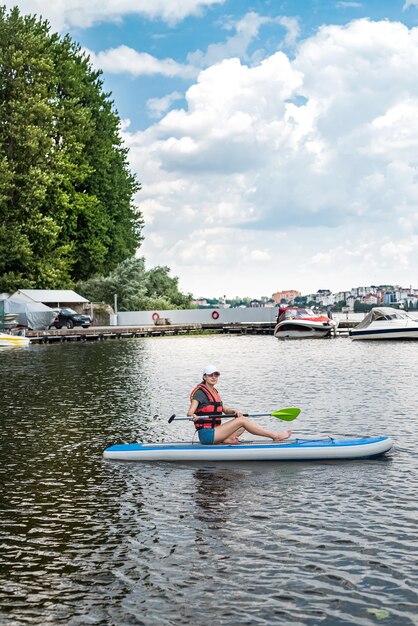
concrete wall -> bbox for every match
[116,307,278,326]
[114,308,364,326]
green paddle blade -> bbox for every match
[271,407,300,422]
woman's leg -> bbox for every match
[222,427,245,445]
[213,417,291,444]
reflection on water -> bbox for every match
[0,336,417,625]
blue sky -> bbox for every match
[8,0,418,297]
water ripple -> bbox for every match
[0,337,417,624]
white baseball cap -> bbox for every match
[203,364,220,375]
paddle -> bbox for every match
[168,407,300,423]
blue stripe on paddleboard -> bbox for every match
[104,437,390,453]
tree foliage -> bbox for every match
[226,296,252,307]
[353,301,374,313]
[0,6,143,292]
[77,256,193,311]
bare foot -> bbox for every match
[271,430,292,442]
[222,436,240,445]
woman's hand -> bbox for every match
[234,411,244,418]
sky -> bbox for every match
[7,1,418,298]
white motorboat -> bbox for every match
[0,332,30,348]
[349,307,418,340]
[274,307,337,339]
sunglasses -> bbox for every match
[206,372,220,377]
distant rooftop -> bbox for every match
[14,289,89,303]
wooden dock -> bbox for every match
[25,321,358,343]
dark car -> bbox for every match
[50,308,92,329]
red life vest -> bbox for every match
[190,383,223,430]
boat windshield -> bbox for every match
[279,308,317,321]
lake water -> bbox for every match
[0,335,417,625]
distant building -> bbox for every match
[405,295,418,309]
[346,296,356,310]
[272,290,301,304]
[374,290,385,304]
[351,286,367,297]
[334,291,351,302]
[383,292,396,305]
[363,293,379,305]
[395,288,414,301]
[319,294,336,306]
[295,283,418,311]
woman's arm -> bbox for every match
[223,405,243,417]
[187,398,199,417]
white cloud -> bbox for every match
[309,235,418,280]
[187,11,271,67]
[336,2,362,8]
[87,46,197,78]
[147,92,184,118]
[119,118,132,131]
[276,16,300,48]
[187,11,300,67]
[6,0,225,30]
[249,250,272,261]
[123,18,418,296]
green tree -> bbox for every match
[334,299,347,311]
[353,301,375,313]
[77,256,193,311]
[146,266,192,308]
[226,296,251,307]
[0,7,142,292]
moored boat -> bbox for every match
[0,332,30,347]
[349,307,418,340]
[103,436,393,462]
[274,307,337,339]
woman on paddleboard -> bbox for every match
[188,364,292,446]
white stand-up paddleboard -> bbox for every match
[103,436,393,462]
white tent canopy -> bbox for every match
[13,289,89,304]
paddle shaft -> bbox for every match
[169,412,275,423]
